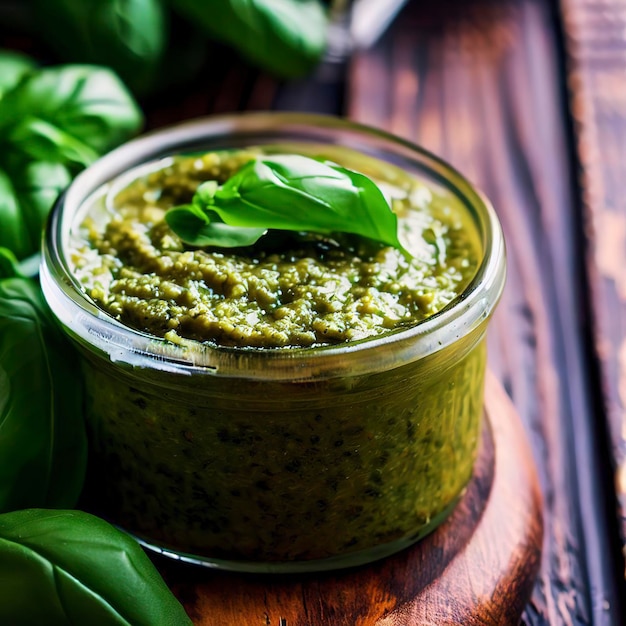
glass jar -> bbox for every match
[40,113,506,573]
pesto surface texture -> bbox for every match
[70,150,480,348]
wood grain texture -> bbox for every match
[559,0,626,571]
[157,374,541,626]
[348,0,626,622]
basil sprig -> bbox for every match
[165,154,410,255]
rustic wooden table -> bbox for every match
[343,1,626,623]
[4,0,626,623]
[144,0,626,623]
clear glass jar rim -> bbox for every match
[41,112,506,381]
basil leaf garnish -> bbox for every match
[166,203,266,248]
[165,154,410,255]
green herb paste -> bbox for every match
[70,150,480,348]
[70,148,487,568]
[81,339,486,565]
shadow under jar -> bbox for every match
[40,113,506,573]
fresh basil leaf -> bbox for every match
[0,64,143,155]
[15,252,42,278]
[168,154,409,254]
[0,509,192,626]
[166,204,267,248]
[34,0,166,95]
[0,50,35,97]
[0,248,21,279]
[0,63,140,260]
[194,180,219,206]
[0,160,71,260]
[0,168,31,259]
[168,0,328,78]
[334,165,407,250]
[8,117,99,169]
[0,278,86,512]
[10,160,72,247]
[0,248,39,279]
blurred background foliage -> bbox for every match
[0,0,343,271]
[0,0,333,97]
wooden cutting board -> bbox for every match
[156,373,543,625]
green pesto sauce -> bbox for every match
[70,150,481,348]
[72,147,488,568]
[82,338,486,565]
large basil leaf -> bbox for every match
[0,64,143,156]
[34,0,166,94]
[0,509,192,626]
[168,0,328,78]
[0,161,71,259]
[166,154,409,254]
[0,278,86,512]
[0,50,35,97]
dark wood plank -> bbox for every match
[348,0,626,622]
[559,0,626,566]
[157,375,541,626]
